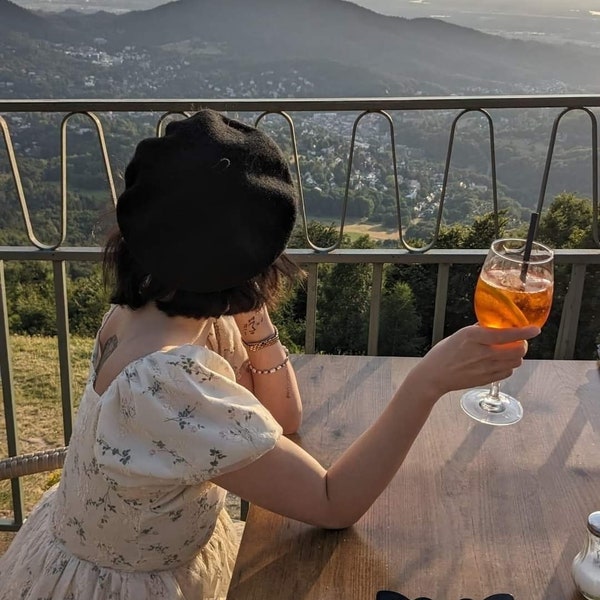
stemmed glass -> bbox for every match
[460,238,554,426]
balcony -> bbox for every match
[1,96,599,535]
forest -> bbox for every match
[2,193,598,361]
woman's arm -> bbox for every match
[213,324,540,529]
[233,307,302,434]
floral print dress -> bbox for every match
[0,316,282,599]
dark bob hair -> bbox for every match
[103,228,302,319]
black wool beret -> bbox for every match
[116,109,298,293]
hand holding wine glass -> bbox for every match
[460,236,554,426]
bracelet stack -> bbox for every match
[242,326,290,375]
[248,347,290,375]
[242,327,279,352]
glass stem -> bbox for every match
[480,381,505,413]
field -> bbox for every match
[345,221,399,241]
[311,217,400,242]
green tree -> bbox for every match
[535,193,598,359]
[68,268,110,337]
[316,235,374,354]
[378,280,425,356]
[537,193,594,248]
[439,212,507,337]
[275,221,342,351]
[6,262,56,335]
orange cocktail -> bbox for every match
[460,237,554,426]
[474,268,553,329]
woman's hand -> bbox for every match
[407,324,541,399]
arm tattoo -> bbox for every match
[242,311,264,337]
[245,316,257,336]
[286,369,292,399]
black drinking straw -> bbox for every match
[520,211,539,284]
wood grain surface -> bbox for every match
[227,355,600,600]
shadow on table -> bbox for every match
[228,526,388,599]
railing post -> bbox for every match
[0,260,24,530]
[53,261,74,443]
[304,263,318,354]
[554,263,587,360]
[432,264,450,346]
[367,263,384,356]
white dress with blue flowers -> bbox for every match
[0,316,282,599]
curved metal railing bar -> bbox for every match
[0,115,49,248]
[417,108,499,253]
[1,96,598,251]
[315,109,367,252]
[332,110,403,253]
[289,109,402,252]
[61,112,117,248]
[156,111,192,137]
[535,107,599,246]
[1,111,118,250]
[253,110,318,250]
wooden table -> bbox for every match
[227,355,600,600]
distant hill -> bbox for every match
[0,0,80,41]
[3,0,600,93]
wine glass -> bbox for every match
[460,238,554,426]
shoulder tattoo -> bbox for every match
[95,334,119,373]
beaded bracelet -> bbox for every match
[242,327,279,352]
[248,347,290,375]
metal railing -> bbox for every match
[1,96,600,531]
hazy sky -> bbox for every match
[351,0,600,47]
[355,0,600,14]
[11,0,600,34]
[12,0,600,14]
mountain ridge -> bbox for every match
[2,0,600,94]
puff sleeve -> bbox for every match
[94,345,282,488]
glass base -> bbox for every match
[460,388,523,426]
